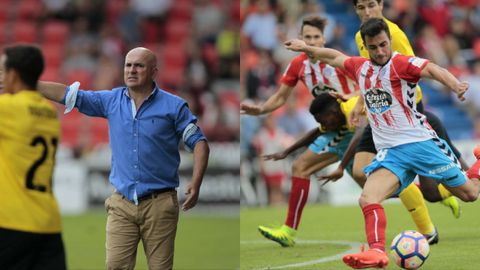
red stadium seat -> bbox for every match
[16,0,42,21]
[89,117,109,146]
[158,65,185,89]
[0,1,11,23]
[41,44,65,69]
[474,38,480,58]
[12,22,37,43]
[165,20,190,43]
[40,68,60,82]
[161,43,187,69]
[60,110,84,148]
[42,21,70,44]
[64,69,93,89]
[167,0,193,22]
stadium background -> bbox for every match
[0,0,239,269]
[240,0,480,269]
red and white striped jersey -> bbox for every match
[280,53,357,97]
[343,52,437,150]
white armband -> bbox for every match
[182,123,199,152]
[64,81,80,114]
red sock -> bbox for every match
[284,176,310,229]
[362,203,386,252]
[467,159,480,179]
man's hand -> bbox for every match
[329,91,348,101]
[453,81,469,101]
[263,151,288,161]
[318,166,344,182]
[182,182,200,211]
[284,39,308,52]
[240,102,263,115]
[350,105,363,127]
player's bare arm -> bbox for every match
[263,127,322,161]
[38,81,68,102]
[284,39,349,69]
[420,63,469,101]
[182,140,209,211]
[349,96,365,127]
[240,84,294,115]
[318,126,366,182]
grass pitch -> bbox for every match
[241,201,480,270]
[63,208,239,270]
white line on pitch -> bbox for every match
[240,239,362,269]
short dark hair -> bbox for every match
[352,0,382,7]
[4,44,44,89]
[309,93,338,116]
[301,15,327,34]
[360,18,391,44]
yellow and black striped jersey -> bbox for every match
[0,90,62,233]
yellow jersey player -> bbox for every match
[347,0,467,244]
[0,45,66,270]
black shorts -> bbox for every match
[355,100,461,158]
[0,228,66,270]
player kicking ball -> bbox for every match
[284,18,480,269]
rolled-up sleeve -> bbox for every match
[176,103,206,152]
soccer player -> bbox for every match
[284,18,480,269]
[241,16,358,247]
[347,0,465,244]
[0,45,66,269]
[263,93,360,187]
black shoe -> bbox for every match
[423,227,439,245]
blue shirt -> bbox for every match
[62,84,206,203]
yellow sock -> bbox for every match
[399,183,435,235]
[438,184,452,200]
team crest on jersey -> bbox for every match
[365,88,392,113]
[311,82,337,97]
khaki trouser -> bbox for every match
[104,191,179,270]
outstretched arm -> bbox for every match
[263,127,322,161]
[318,126,365,182]
[420,63,469,101]
[240,84,294,115]
[284,39,350,69]
[38,81,68,102]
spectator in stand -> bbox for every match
[242,0,278,51]
[193,0,224,44]
[253,114,291,205]
[277,97,312,139]
[246,49,278,100]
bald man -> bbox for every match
[37,47,210,269]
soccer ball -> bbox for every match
[390,230,430,269]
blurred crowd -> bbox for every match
[240,0,480,205]
[0,0,240,151]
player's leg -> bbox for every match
[415,139,480,203]
[343,167,400,269]
[33,233,67,270]
[105,193,141,270]
[258,132,342,247]
[263,173,286,205]
[140,190,179,270]
[353,125,438,242]
[258,149,337,247]
[422,111,462,217]
[0,228,38,270]
[351,125,376,188]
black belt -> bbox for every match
[137,188,175,202]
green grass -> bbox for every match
[63,210,239,270]
[241,201,480,269]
